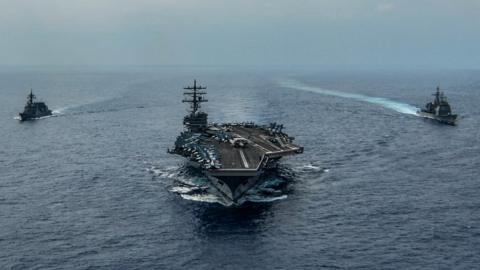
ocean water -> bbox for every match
[1,67,479,269]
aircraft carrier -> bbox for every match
[169,80,303,204]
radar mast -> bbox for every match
[182,80,208,132]
[27,89,36,105]
[183,79,208,114]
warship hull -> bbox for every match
[19,111,52,121]
[417,111,457,125]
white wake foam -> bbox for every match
[241,194,288,203]
[296,164,325,172]
[170,186,196,194]
[148,165,234,206]
[279,78,419,115]
[180,193,232,206]
[147,166,179,179]
[293,164,330,175]
[52,107,68,115]
[14,114,58,121]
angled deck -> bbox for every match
[201,125,302,172]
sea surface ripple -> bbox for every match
[1,68,479,269]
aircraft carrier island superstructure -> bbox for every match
[169,80,303,204]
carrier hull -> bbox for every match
[206,172,261,203]
[188,155,290,203]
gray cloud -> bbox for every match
[0,0,479,69]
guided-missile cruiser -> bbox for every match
[169,80,303,204]
[18,89,52,121]
[418,86,457,125]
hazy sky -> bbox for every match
[1,0,479,69]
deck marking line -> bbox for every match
[238,149,249,168]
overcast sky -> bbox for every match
[0,0,479,69]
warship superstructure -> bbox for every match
[18,90,52,121]
[418,86,457,125]
[169,80,303,203]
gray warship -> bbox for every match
[169,80,303,204]
[417,86,457,125]
[19,89,52,121]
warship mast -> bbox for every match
[27,89,35,106]
[182,80,208,132]
[434,86,440,105]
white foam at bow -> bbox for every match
[180,193,233,206]
[242,194,288,203]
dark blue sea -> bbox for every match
[1,67,479,269]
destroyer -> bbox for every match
[18,89,52,121]
[169,80,303,204]
[418,86,457,125]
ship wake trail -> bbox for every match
[52,107,69,115]
[278,78,419,115]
